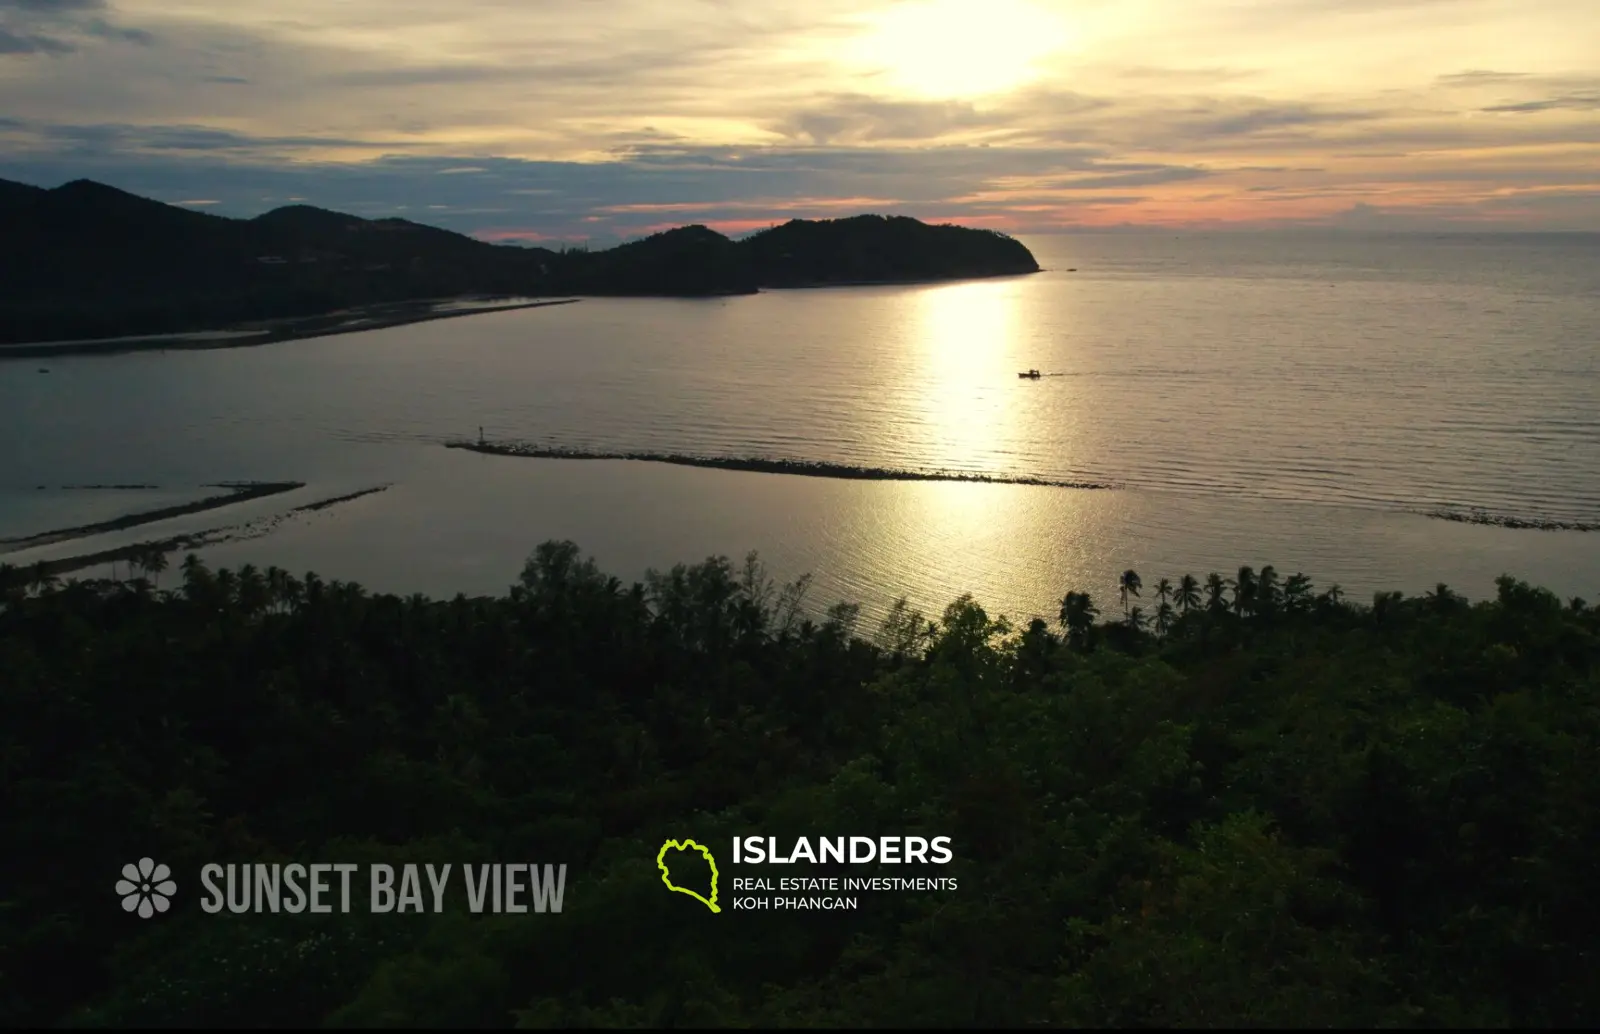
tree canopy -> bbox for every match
[2,547,1597,1026]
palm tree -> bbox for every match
[1176,574,1201,615]
[1230,566,1257,617]
[1154,578,1174,608]
[265,566,289,613]
[330,579,368,605]
[214,567,238,607]
[180,553,209,598]
[1372,589,1405,625]
[1283,573,1314,613]
[1058,591,1098,649]
[1322,583,1345,609]
[1118,569,1142,618]
[1127,605,1148,632]
[123,551,151,595]
[1203,573,1229,615]
[237,564,270,617]
[139,547,169,589]
[1256,565,1280,616]
[1154,600,1176,637]
[1424,583,1460,613]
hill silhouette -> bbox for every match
[0,177,1039,344]
[744,214,1038,287]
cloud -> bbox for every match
[1434,69,1600,119]
[981,91,1395,157]
[0,1,108,11]
[1267,0,1496,9]
[1436,69,1529,86]
[1482,93,1600,113]
[80,17,149,44]
[1189,104,1375,137]
[0,144,1188,237]
[0,0,149,55]
[1,0,1597,230]
[1110,65,1260,84]
[1327,199,1509,229]
[4,118,423,155]
[324,63,517,89]
[0,27,72,53]
[774,94,1013,145]
[1031,167,1214,190]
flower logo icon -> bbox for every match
[116,857,176,918]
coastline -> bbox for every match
[0,298,582,359]
[288,485,390,513]
[0,481,305,553]
[444,440,1119,490]
[7,483,392,579]
[3,269,1045,361]
[2,265,1049,362]
[758,269,1040,290]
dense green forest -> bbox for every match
[2,547,1597,1026]
[0,178,1039,343]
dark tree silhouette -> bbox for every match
[1154,600,1177,637]
[1176,574,1202,614]
[1119,569,1143,617]
[0,178,1041,345]
[3,546,1598,1028]
[1204,572,1229,615]
[1283,572,1314,613]
[1230,565,1258,617]
[1058,590,1099,650]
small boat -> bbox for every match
[1018,369,1041,379]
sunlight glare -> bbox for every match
[912,280,1021,478]
[845,0,1072,98]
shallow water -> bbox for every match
[2,231,1597,617]
[184,447,1593,625]
[0,487,219,544]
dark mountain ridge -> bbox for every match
[0,177,1039,344]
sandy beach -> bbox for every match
[0,298,581,359]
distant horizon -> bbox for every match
[2,1,1595,239]
[10,171,1600,251]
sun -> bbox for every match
[843,0,1071,99]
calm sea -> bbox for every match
[3,231,1597,623]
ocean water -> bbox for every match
[2,231,1597,622]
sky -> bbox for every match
[0,0,1596,241]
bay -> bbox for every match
[4,231,1597,621]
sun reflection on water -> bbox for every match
[906,278,1026,478]
[852,278,1101,617]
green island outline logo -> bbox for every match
[656,838,721,913]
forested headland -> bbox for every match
[2,547,1597,1026]
[0,178,1039,344]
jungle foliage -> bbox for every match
[1,546,1597,1027]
